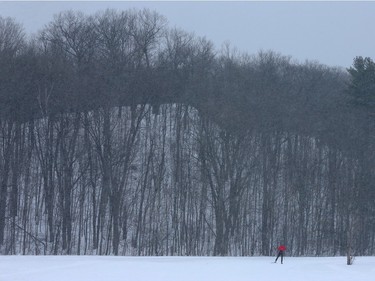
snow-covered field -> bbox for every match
[0,256,374,281]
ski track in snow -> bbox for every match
[0,256,374,281]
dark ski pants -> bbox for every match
[275,251,284,264]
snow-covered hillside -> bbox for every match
[0,256,374,281]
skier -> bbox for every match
[274,245,286,264]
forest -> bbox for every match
[0,9,374,257]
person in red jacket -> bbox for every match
[274,245,286,264]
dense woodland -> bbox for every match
[0,9,374,257]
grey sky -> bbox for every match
[1,1,374,68]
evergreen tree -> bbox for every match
[347,56,375,112]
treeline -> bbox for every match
[0,9,374,256]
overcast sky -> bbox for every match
[1,1,374,68]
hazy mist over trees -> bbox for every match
[0,9,374,257]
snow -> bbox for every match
[0,256,374,281]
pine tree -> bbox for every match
[347,56,375,112]
[346,56,375,264]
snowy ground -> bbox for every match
[0,256,374,281]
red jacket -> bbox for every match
[278,245,286,251]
